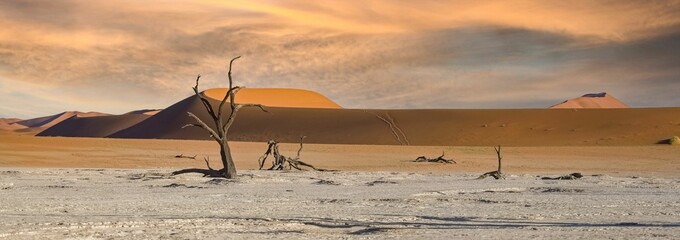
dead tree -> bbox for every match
[258,136,324,171]
[478,145,505,179]
[414,152,456,164]
[179,56,266,179]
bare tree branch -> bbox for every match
[192,75,218,121]
[222,103,268,132]
[182,112,221,142]
[217,57,241,122]
[414,151,456,164]
[295,136,306,159]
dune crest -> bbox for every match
[125,109,162,116]
[203,88,342,109]
[2,111,110,131]
[38,114,151,137]
[550,92,629,109]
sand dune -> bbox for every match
[107,91,680,146]
[0,118,21,124]
[550,92,629,109]
[15,111,110,130]
[0,118,25,131]
[37,114,151,138]
[203,88,342,109]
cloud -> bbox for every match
[0,0,678,118]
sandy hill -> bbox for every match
[0,118,25,131]
[0,118,21,124]
[550,92,629,109]
[203,88,342,109]
[37,114,152,138]
[16,111,110,130]
[106,91,680,146]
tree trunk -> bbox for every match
[220,141,237,178]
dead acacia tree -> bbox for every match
[179,56,266,179]
[258,136,325,171]
[414,152,456,164]
[478,145,505,179]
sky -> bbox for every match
[1,0,679,118]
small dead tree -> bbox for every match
[180,56,266,179]
[258,136,323,171]
[414,152,456,164]
[478,145,505,179]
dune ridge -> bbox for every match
[550,92,629,109]
[16,111,110,129]
[125,109,162,115]
[37,114,151,137]
[2,112,110,132]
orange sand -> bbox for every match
[203,88,342,109]
[2,133,678,177]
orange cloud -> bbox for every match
[0,0,679,118]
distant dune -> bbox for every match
[106,89,680,146]
[203,88,342,109]
[0,118,25,131]
[0,118,21,124]
[550,92,629,109]
[37,114,151,138]
[16,111,110,130]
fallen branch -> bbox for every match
[478,145,505,180]
[174,154,197,160]
[172,156,224,177]
[414,152,456,164]
[541,173,583,180]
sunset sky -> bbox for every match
[1,0,679,118]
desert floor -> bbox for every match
[1,133,679,239]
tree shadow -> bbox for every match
[171,168,225,178]
[207,214,680,235]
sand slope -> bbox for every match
[550,92,629,109]
[107,93,680,146]
[125,109,162,115]
[37,114,151,137]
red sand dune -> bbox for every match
[0,118,21,124]
[550,92,629,109]
[0,118,25,131]
[106,89,680,146]
[38,114,151,138]
[203,88,342,109]
[16,111,110,130]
